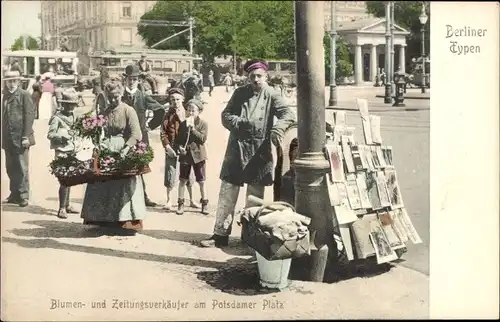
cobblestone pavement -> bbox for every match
[1,86,429,320]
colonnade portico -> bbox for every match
[332,18,410,85]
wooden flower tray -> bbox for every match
[58,166,151,187]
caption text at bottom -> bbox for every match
[50,298,285,311]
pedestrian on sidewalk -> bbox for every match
[175,98,209,215]
[47,90,82,219]
[1,71,36,207]
[121,64,165,208]
[80,80,146,234]
[160,88,198,211]
[208,70,215,97]
[223,73,232,93]
[200,59,296,248]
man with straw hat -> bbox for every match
[2,70,36,207]
[47,90,82,218]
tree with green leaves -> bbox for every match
[138,1,296,63]
[10,35,40,51]
[366,1,430,72]
[323,34,354,82]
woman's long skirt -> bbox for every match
[81,175,147,231]
[39,92,55,120]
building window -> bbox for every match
[121,28,133,46]
[121,2,132,18]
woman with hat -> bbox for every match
[80,79,146,234]
[47,90,82,219]
[200,59,296,248]
[175,98,209,215]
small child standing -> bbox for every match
[47,90,82,219]
[175,99,209,215]
[160,88,199,210]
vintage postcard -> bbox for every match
[350,214,377,259]
[341,138,356,173]
[356,98,373,145]
[385,169,404,209]
[356,172,372,209]
[346,179,363,210]
[395,208,423,245]
[350,145,365,171]
[369,115,383,144]
[325,143,345,182]
[375,171,392,208]
[5,1,500,320]
[365,172,382,210]
[378,212,406,250]
[334,110,346,126]
[375,146,387,168]
[371,146,382,169]
[389,210,410,244]
[382,146,394,168]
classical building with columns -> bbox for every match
[324,2,410,86]
[337,18,410,85]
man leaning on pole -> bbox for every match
[200,59,296,248]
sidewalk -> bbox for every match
[1,208,429,321]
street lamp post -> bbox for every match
[383,2,392,104]
[294,1,332,283]
[328,1,337,107]
[419,4,428,94]
[390,2,395,96]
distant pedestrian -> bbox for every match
[2,71,36,207]
[208,70,215,97]
[223,73,232,92]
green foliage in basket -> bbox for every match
[49,155,93,178]
[116,141,154,171]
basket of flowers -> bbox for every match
[49,112,154,187]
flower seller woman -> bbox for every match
[80,80,146,234]
[47,90,82,219]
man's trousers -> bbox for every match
[213,180,265,236]
[4,148,30,200]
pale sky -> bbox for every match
[1,0,41,51]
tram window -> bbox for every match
[280,63,293,71]
[153,60,162,69]
[164,61,176,72]
[178,61,189,72]
[268,62,277,71]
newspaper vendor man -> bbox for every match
[200,59,296,248]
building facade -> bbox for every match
[40,1,156,52]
